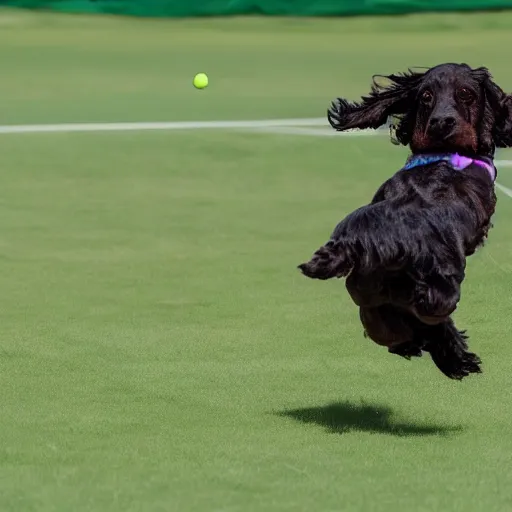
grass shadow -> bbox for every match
[278,401,462,437]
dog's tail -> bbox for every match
[298,240,355,280]
[420,320,482,380]
[298,202,413,280]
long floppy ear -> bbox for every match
[476,67,512,149]
[327,70,424,132]
[493,94,512,148]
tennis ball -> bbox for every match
[193,73,209,90]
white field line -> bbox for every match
[0,118,327,135]
[495,182,512,198]
[253,126,382,137]
[495,160,512,167]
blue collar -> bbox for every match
[402,153,496,182]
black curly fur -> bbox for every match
[299,63,512,380]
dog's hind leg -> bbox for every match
[359,305,423,358]
[419,319,482,380]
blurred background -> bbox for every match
[1,2,512,512]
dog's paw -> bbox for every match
[388,342,423,360]
[427,336,482,380]
[438,350,482,381]
[327,98,354,131]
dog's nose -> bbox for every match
[428,116,456,136]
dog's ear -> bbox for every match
[493,94,512,148]
[476,67,512,148]
[327,70,424,133]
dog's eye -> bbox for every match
[457,88,474,103]
[421,90,433,104]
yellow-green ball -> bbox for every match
[193,73,209,90]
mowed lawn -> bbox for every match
[1,8,512,512]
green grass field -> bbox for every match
[1,7,512,512]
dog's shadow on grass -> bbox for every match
[278,401,462,437]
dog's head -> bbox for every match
[328,63,512,156]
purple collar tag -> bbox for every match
[450,154,496,181]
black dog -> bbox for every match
[299,63,512,380]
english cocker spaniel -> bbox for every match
[299,63,512,380]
